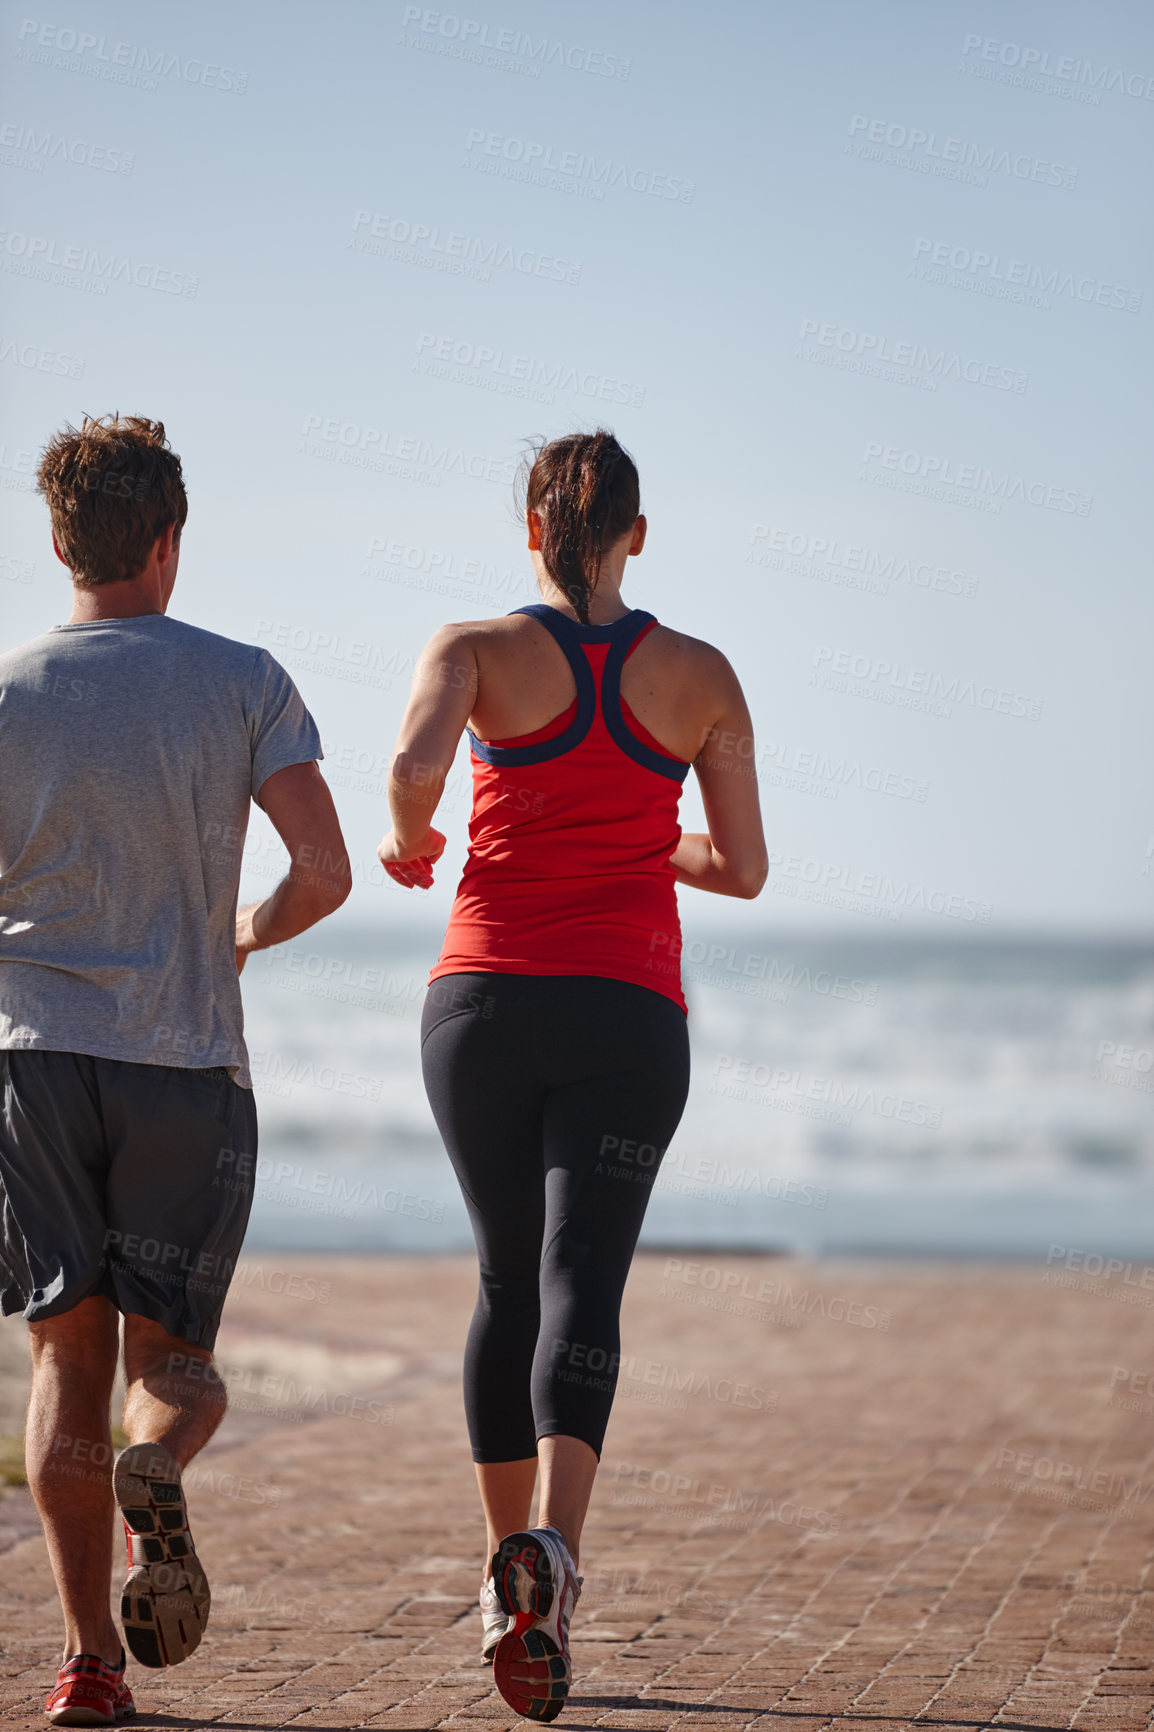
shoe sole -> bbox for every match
[491,1533,569,1721]
[493,1621,568,1722]
[491,1531,557,1620]
[113,1443,209,1669]
[46,1709,134,1728]
[45,1687,135,1726]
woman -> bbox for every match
[378,430,767,1722]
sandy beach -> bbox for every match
[2,1251,1152,1729]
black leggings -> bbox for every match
[421,972,690,1461]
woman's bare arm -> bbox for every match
[670,649,768,899]
[377,624,478,889]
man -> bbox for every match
[0,415,351,1725]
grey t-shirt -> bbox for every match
[0,613,322,1087]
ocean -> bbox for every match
[239,928,1154,1261]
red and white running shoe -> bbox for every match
[45,1651,135,1725]
[113,1442,209,1668]
[491,1528,582,1722]
[479,1575,511,1664]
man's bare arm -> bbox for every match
[235,761,352,969]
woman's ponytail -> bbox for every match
[520,430,640,625]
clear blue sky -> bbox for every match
[2,0,1151,935]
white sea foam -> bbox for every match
[239,930,1154,1256]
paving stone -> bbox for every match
[2,1253,1153,1729]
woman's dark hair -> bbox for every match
[519,429,640,625]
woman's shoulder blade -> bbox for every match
[638,622,734,680]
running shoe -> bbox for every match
[45,1651,135,1725]
[491,1527,582,1722]
[479,1574,511,1663]
[113,1442,210,1668]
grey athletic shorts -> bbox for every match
[0,1050,257,1349]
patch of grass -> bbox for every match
[0,1424,130,1489]
[0,1433,26,1487]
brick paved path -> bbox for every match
[2,1253,1152,1729]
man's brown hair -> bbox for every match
[36,414,188,587]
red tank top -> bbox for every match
[430,605,689,1011]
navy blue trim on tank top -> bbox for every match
[602,624,690,784]
[466,605,689,780]
[466,605,596,767]
[515,603,654,646]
